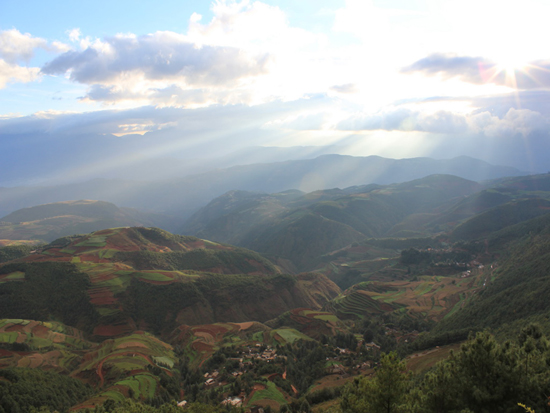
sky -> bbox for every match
[1,0,549,186]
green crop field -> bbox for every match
[248,381,287,407]
[273,328,311,343]
[136,272,173,282]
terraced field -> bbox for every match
[326,270,487,321]
[0,319,93,372]
[169,322,273,366]
[70,331,176,410]
[2,227,283,338]
[266,308,347,339]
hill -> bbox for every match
[450,198,550,241]
[414,212,550,347]
[184,175,481,271]
[0,200,177,242]
[0,226,346,410]
[0,155,524,219]
[0,227,340,338]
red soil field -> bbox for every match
[32,324,50,337]
[193,325,229,339]
[5,324,25,333]
[234,322,254,330]
[88,288,117,305]
[289,315,310,325]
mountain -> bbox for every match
[450,198,550,241]
[184,175,481,270]
[0,227,339,338]
[0,154,525,219]
[422,212,550,346]
[4,173,550,411]
[0,200,177,242]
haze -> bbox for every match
[1,0,549,187]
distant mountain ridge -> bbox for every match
[0,155,526,219]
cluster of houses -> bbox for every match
[202,345,283,388]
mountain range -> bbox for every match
[0,154,525,219]
[2,163,550,411]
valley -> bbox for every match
[2,170,550,412]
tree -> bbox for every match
[416,330,550,413]
[341,352,410,413]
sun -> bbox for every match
[495,57,527,76]
[488,55,531,89]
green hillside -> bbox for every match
[0,200,177,242]
[450,198,550,240]
[184,174,481,271]
[0,227,340,338]
[5,173,550,412]
[421,214,550,346]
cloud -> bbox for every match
[330,83,357,94]
[187,0,320,52]
[263,112,328,131]
[0,29,48,63]
[0,96,330,138]
[336,106,549,138]
[0,97,339,185]
[41,31,271,105]
[0,29,68,63]
[38,1,330,107]
[0,29,69,89]
[402,53,550,90]
[42,32,270,85]
[67,28,82,43]
[0,60,41,89]
[470,91,550,117]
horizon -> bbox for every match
[1,0,549,187]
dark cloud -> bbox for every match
[402,53,550,89]
[41,32,270,87]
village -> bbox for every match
[187,340,382,410]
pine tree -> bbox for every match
[341,352,410,413]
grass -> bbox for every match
[312,314,339,322]
[248,381,287,407]
[135,374,157,399]
[0,332,18,343]
[153,356,174,368]
[0,271,25,283]
[136,272,173,282]
[273,328,312,343]
[75,235,108,247]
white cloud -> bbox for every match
[67,28,82,43]
[41,30,271,106]
[187,0,320,52]
[336,106,549,138]
[0,29,70,90]
[0,59,41,89]
[0,29,68,63]
[37,1,334,107]
[0,29,49,63]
